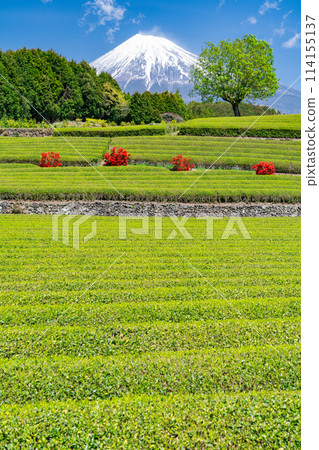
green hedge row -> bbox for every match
[0,164,301,203]
[55,126,300,138]
[0,346,300,404]
[178,127,301,139]
[0,298,300,326]
[181,114,301,130]
[53,126,166,137]
[0,285,301,307]
[1,318,300,358]
[0,391,300,448]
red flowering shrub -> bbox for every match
[252,161,275,175]
[40,152,61,167]
[171,154,194,171]
[103,147,131,166]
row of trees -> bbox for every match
[0,49,190,124]
[0,48,117,122]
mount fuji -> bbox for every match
[91,33,301,113]
[91,33,197,100]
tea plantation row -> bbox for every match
[0,164,301,202]
[178,114,301,138]
[0,391,300,448]
[0,135,301,173]
[113,136,301,173]
[51,114,301,138]
[0,346,300,404]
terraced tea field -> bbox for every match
[179,115,301,138]
[0,215,300,447]
[0,137,108,164]
[0,135,301,173]
[0,112,301,446]
[182,114,301,130]
[52,114,301,138]
[0,164,300,202]
[112,136,301,173]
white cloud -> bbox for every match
[130,13,145,25]
[217,0,226,9]
[283,9,293,20]
[274,21,285,36]
[247,16,257,25]
[106,26,120,43]
[41,0,52,3]
[283,32,301,48]
[81,0,128,41]
[139,26,164,37]
[83,0,126,26]
[273,10,293,37]
[259,0,281,16]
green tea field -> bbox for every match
[45,114,301,138]
[181,114,301,130]
[0,164,300,202]
[51,114,301,137]
[179,114,301,138]
[112,135,301,173]
[0,112,301,447]
[0,20,304,447]
[0,136,301,173]
[0,215,300,447]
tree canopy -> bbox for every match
[190,34,279,116]
[0,48,125,122]
[127,91,190,125]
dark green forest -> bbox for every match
[0,49,190,124]
[0,48,113,122]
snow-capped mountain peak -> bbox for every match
[91,33,301,113]
[91,33,198,97]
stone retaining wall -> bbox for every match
[0,201,301,217]
[0,128,53,137]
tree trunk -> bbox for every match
[232,103,241,117]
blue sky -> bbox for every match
[0,0,301,89]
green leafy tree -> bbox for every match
[190,34,279,116]
[98,72,129,123]
[127,90,189,124]
[128,92,153,124]
[150,108,162,123]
